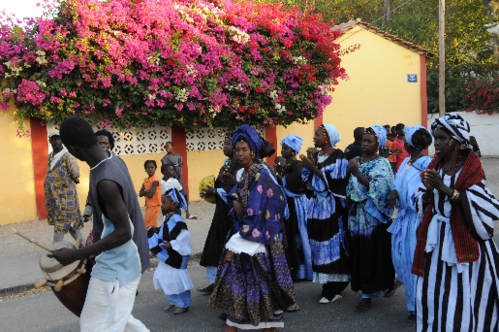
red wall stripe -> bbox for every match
[30,118,48,220]
[420,55,428,129]
[265,125,278,166]
[314,113,323,128]
[171,126,189,200]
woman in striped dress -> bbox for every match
[413,113,499,331]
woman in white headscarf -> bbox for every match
[300,124,350,304]
[413,113,499,331]
[346,125,395,313]
[387,125,433,322]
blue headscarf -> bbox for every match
[404,125,432,150]
[232,124,264,155]
[281,134,304,155]
[367,125,387,148]
[322,123,341,147]
[164,188,187,211]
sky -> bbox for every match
[2,0,44,19]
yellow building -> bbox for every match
[1,19,433,225]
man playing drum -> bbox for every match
[48,117,150,332]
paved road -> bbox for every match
[0,261,415,332]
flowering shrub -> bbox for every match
[464,71,499,114]
[0,0,346,132]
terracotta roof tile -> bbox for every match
[332,18,435,57]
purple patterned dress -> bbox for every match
[208,164,297,329]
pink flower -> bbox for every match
[267,188,274,198]
[247,208,253,216]
[252,228,261,238]
[266,231,270,240]
[274,213,280,221]
[257,185,263,194]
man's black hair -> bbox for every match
[95,129,115,149]
[144,160,157,169]
[395,123,405,131]
[59,117,98,148]
[166,141,174,148]
[354,127,365,140]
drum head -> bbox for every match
[39,241,80,280]
[199,175,216,204]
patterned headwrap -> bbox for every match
[366,125,387,148]
[430,113,471,147]
[232,124,264,155]
[281,134,304,155]
[404,124,432,150]
[164,188,187,210]
[321,123,341,147]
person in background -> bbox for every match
[276,135,312,281]
[391,123,410,172]
[161,141,197,219]
[44,129,84,244]
[414,113,499,331]
[148,188,193,315]
[346,125,395,313]
[382,125,395,173]
[300,124,350,304]
[387,125,433,322]
[49,117,150,332]
[198,133,242,294]
[139,160,162,231]
[161,164,182,195]
[344,127,365,161]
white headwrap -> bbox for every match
[322,123,341,147]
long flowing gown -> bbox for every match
[44,150,83,234]
[281,160,312,280]
[347,156,395,295]
[200,158,242,282]
[415,168,499,331]
[302,150,350,295]
[387,156,432,314]
[208,165,296,329]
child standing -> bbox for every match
[148,188,193,315]
[161,164,183,195]
[139,160,161,230]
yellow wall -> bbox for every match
[275,121,316,156]
[187,150,228,201]
[73,153,166,210]
[0,113,37,225]
[325,25,423,151]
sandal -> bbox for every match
[353,299,372,313]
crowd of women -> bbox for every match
[198,113,499,332]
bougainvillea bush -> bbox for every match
[0,0,347,131]
[464,70,499,114]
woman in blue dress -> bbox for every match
[276,135,312,281]
[300,124,350,304]
[208,125,296,332]
[387,125,433,322]
[346,125,395,313]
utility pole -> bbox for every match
[382,0,390,27]
[438,0,445,115]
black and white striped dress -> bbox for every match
[415,169,499,331]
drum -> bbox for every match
[38,239,91,317]
[199,175,216,204]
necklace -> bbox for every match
[441,153,461,174]
[407,152,424,166]
[360,153,379,165]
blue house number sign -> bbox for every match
[407,74,418,83]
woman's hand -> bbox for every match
[233,200,246,218]
[389,190,399,210]
[421,169,443,191]
[347,158,360,177]
[161,242,172,250]
[222,173,237,188]
[299,154,316,171]
[200,185,215,198]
